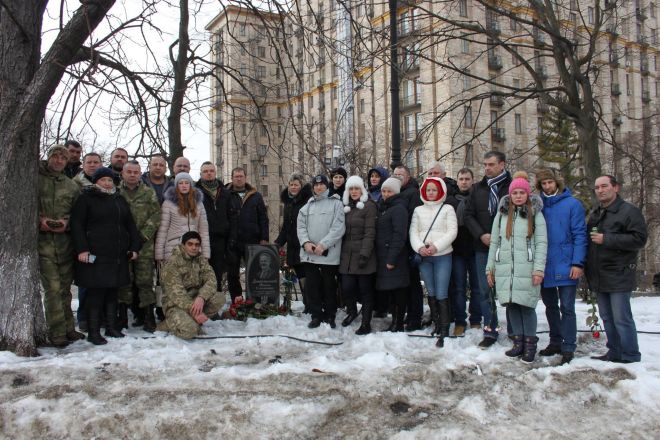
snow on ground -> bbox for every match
[1,296,659,439]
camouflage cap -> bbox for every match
[47,145,69,160]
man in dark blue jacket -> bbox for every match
[536,169,587,365]
[587,175,647,363]
[226,167,269,300]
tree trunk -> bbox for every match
[167,0,190,170]
[0,0,116,356]
[576,114,603,189]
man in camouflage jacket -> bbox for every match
[38,145,82,347]
[118,161,162,331]
[159,232,225,339]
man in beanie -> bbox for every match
[464,150,512,348]
[226,167,269,300]
[392,165,424,330]
[587,176,647,363]
[329,166,347,198]
[159,231,225,339]
[196,161,231,292]
[536,169,587,364]
[38,145,83,347]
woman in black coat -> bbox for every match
[375,178,410,332]
[275,174,313,308]
[70,167,141,345]
[339,176,377,334]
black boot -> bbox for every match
[118,303,129,330]
[423,297,438,328]
[539,344,561,356]
[505,335,524,357]
[132,306,145,327]
[156,306,166,322]
[86,295,107,345]
[342,304,359,327]
[356,304,372,335]
[521,336,539,363]
[104,300,125,338]
[387,306,399,332]
[435,299,451,348]
[431,299,442,336]
[143,304,156,333]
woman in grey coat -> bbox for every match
[486,171,548,363]
[339,176,378,334]
[297,175,346,328]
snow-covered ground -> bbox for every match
[1,296,659,439]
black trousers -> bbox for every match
[226,247,244,300]
[304,263,338,320]
[209,239,227,292]
[406,267,424,325]
[341,274,375,313]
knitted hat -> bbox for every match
[181,230,202,244]
[343,175,368,212]
[508,171,532,195]
[91,167,115,184]
[381,177,402,194]
[330,167,347,179]
[174,172,193,187]
[47,145,69,160]
[535,168,565,192]
[419,177,447,203]
[312,174,329,187]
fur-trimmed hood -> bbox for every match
[419,177,448,205]
[163,185,204,205]
[342,175,369,212]
[280,183,313,205]
[498,194,544,217]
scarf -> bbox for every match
[200,179,219,198]
[95,184,116,195]
[487,171,508,216]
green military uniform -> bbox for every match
[118,180,161,307]
[161,244,224,339]
[38,161,80,340]
[72,172,93,188]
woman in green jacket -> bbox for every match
[486,171,547,363]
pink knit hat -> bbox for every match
[508,171,531,195]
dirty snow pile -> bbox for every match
[1,296,659,439]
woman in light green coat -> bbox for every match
[486,171,547,363]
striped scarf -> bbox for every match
[487,171,508,215]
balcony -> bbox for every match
[611,83,621,96]
[636,7,648,21]
[487,20,501,36]
[488,54,503,70]
[490,94,504,107]
[642,90,651,103]
[609,52,620,67]
[637,35,649,47]
[641,60,650,75]
[491,127,506,142]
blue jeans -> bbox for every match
[419,254,452,300]
[506,303,537,337]
[474,250,499,338]
[597,291,641,362]
[541,285,577,353]
[451,254,482,326]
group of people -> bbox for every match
[38,143,648,365]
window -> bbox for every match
[626,74,631,95]
[308,95,314,109]
[241,124,247,136]
[463,69,471,91]
[260,126,267,136]
[510,15,518,32]
[415,112,423,134]
[404,114,415,140]
[465,106,473,128]
[513,78,520,89]
[458,0,468,17]
[239,64,247,76]
[537,117,543,135]
[587,7,594,24]
[239,23,246,37]
[400,11,410,35]
[258,144,267,156]
[256,65,266,79]
[241,143,247,155]
[652,3,656,18]
[569,13,577,26]
[461,34,470,53]
[491,110,498,127]
[359,98,365,114]
[258,46,266,58]
[261,185,269,197]
[331,87,337,99]
[515,113,522,134]
[465,143,474,166]
[415,80,422,104]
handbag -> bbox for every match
[409,203,444,267]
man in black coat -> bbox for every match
[196,161,231,292]
[464,151,512,348]
[393,165,424,330]
[226,167,269,300]
[587,175,647,363]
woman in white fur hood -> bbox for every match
[409,177,458,347]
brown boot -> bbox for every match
[453,325,466,338]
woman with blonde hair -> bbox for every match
[156,172,210,262]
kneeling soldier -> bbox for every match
[159,232,225,339]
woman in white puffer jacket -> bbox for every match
[409,177,457,347]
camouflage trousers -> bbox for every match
[118,256,155,307]
[39,254,75,338]
[165,292,225,340]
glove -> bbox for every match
[358,255,368,269]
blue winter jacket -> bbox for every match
[540,188,587,288]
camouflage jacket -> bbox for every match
[161,244,217,312]
[38,161,80,257]
[73,172,93,188]
[119,181,161,251]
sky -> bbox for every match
[42,0,224,178]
